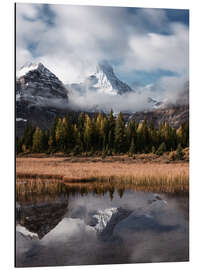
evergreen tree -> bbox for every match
[48,135,54,153]
[129,138,136,156]
[136,121,144,152]
[49,116,58,152]
[32,127,44,152]
[84,114,93,151]
[115,112,126,153]
[108,109,116,150]
[22,123,35,151]
[142,118,150,152]
[55,118,66,152]
[78,112,85,152]
[156,142,167,156]
[16,137,23,153]
[41,130,49,152]
[176,143,184,160]
[151,145,156,154]
[17,109,189,157]
[126,120,136,148]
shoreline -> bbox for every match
[16,149,189,163]
[16,156,189,194]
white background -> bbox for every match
[0,0,202,269]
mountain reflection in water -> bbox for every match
[16,181,189,267]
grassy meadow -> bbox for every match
[16,154,189,195]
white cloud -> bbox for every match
[123,23,189,75]
[16,3,189,108]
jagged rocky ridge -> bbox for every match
[16,199,69,239]
[69,61,133,96]
[16,194,170,242]
[16,63,68,105]
[16,63,70,137]
[16,62,189,137]
[129,104,189,129]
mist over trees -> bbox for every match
[16,110,189,156]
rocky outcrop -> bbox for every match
[16,200,69,239]
[69,61,133,96]
[130,104,189,129]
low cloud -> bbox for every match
[68,75,187,113]
[16,4,189,112]
[16,4,189,83]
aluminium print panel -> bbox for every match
[15,2,189,267]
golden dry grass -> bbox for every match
[16,157,189,193]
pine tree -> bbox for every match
[151,145,156,154]
[142,117,150,152]
[176,143,184,160]
[156,142,167,156]
[16,137,23,153]
[32,127,44,152]
[72,124,81,155]
[78,112,85,132]
[129,138,136,156]
[115,112,126,153]
[180,123,189,148]
[22,123,35,151]
[41,130,49,152]
[49,116,58,151]
[126,120,136,147]
[55,118,65,151]
[84,114,93,151]
[95,113,104,150]
[48,135,54,153]
[17,109,189,157]
[108,109,116,150]
[136,121,144,152]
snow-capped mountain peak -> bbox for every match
[147,97,164,109]
[89,61,133,95]
[93,62,117,95]
[16,62,55,79]
[96,61,114,77]
[16,62,68,106]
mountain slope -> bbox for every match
[70,61,133,96]
[129,104,189,129]
[16,62,189,137]
[16,63,69,137]
[16,62,68,105]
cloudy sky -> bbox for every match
[16,3,189,106]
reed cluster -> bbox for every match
[16,157,189,197]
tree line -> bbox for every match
[16,110,189,156]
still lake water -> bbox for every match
[16,185,189,267]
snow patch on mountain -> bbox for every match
[16,118,27,122]
[90,61,133,95]
[17,62,39,79]
[147,97,164,109]
[16,225,38,239]
[16,62,68,108]
[90,208,118,233]
[69,61,133,96]
[16,62,56,79]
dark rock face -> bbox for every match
[98,208,132,241]
[69,61,133,96]
[130,104,189,129]
[16,200,69,239]
[16,100,70,137]
[15,62,189,138]
[16,63,68,101]
[16,63,70,137]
